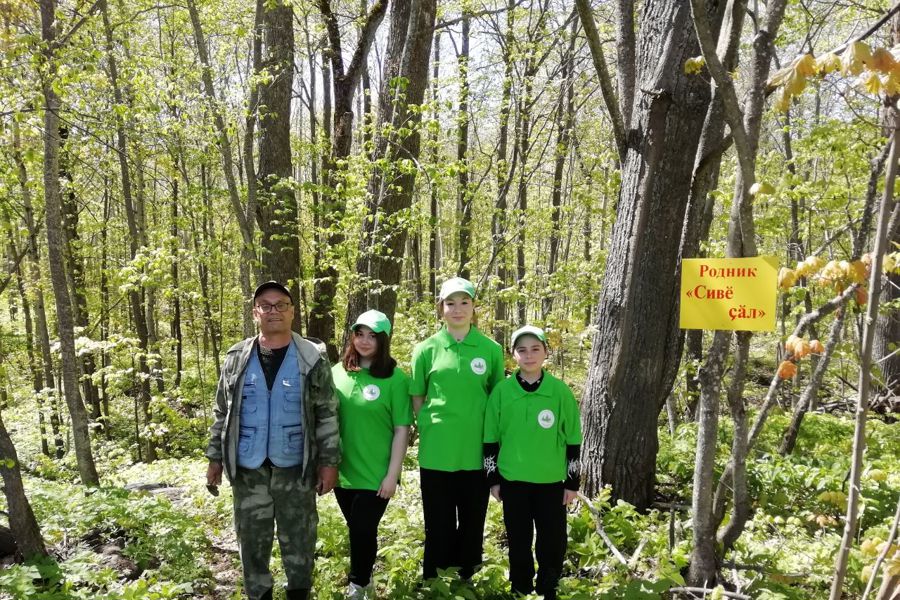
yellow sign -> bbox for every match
[680,257,778,331]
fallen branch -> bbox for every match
[577,492,630,567]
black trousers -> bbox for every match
[501,480,567,596]
[334,487,390,587]
[419,468,490,579]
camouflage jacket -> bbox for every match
[206,332,341,484]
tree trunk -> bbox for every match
[873,15,900,401]
[170,176,183,387]
[100,183,111,432]
[186,0,259,336]
[255,0,299,312]
[100,0,156,462]
[686,0,787,581]
[309,0,387,354]
[59,126,101,423]
[4,228,50,456]
[542,28,575,321]
[11,120,64,459]
[580,0,715,508]
[515,74,534,324]
[678,0,744,420]
[346,0,437,323]
[830,121,900,600]
[429,32,442,298]
[0,406,47,558]
[456,12,472,278]
[780,141,889,455]
[40,0,100,486]
[492,2,515,343]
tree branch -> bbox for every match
[689,0,753,186]
[344,0,388,91]
[574,0,626,164]
[316,0,346,81]
[436,0,526,31]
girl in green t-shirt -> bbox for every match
[333,310,412,600]
[410,277,505,580]
[483,325,582,600]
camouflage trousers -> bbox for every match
[232,464,318,600]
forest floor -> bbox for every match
[0,412,899,599]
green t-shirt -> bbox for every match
[333,364,413,490]
[483,371,583,483]
[410,326,505,471]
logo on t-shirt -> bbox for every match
[470,357,487,375]
[538,409,555,429]
[362,384,381,401]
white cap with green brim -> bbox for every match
[438,277,476,301]
[510,325,547,350]
[351,309,392,335]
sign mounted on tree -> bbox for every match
[680,257,778,331]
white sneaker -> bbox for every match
[346,582,371,600]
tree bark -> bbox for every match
[830,121,900,600]
[255,0,299,314]
[3,227,50,456]
[59,125,100,423]
[346,0,438,323]
[186,0,259,335]
[11,120,64,458]
[40,0,100,486]
[309,0,387,354]
[575,0,627,163]
[0,406,47,558]
[580,0,716,508]
[100,0,156,462]
[687,0,788,581]
[456,12,472,278]
[429,32,442,298]
[542,27,575,321]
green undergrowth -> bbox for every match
[1,414,898,599]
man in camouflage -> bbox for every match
[206,281,341,600]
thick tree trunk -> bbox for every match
[40,0,100,486]
[255,0,299,314]
[580,0,714,508]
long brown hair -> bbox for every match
[341,329,397,378]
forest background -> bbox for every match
[0,0,899,597]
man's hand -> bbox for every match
[490,484,502,502]
[317,466,338,495]
[563,489,578,505]
[207,461,223,487]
